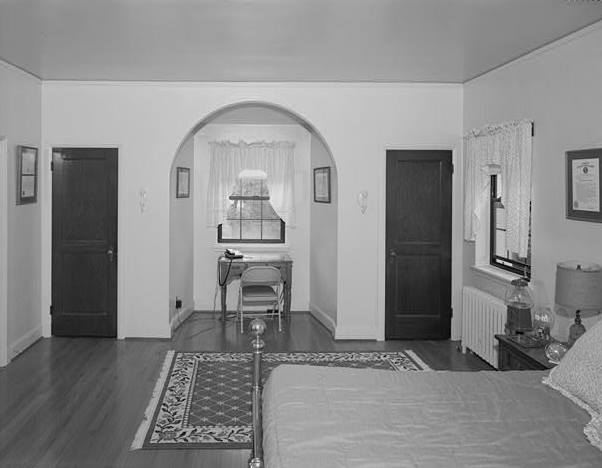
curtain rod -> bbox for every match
[209,140,295,148]
[464,119,533,139]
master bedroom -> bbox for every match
[1,1,602,468]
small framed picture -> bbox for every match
[313,166,331,203]
[566,149,602,223]
[17,146,38,205]
[176,167,190,198]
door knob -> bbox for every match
[389,249,397,263]
[107,248,115,262]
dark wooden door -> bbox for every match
[386,150,452,339]
[52,148,118,337]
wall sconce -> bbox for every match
[357,191,368,214]
[139,188,149,212]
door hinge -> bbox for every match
[531,123,535,137]
[50,305,54,315]
[50,160,54,171]
[451,163,454,174]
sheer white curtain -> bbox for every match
[206,140,296,227]
[464,119,533,258]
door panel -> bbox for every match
[386,150,452,339]
[52,148,118,337]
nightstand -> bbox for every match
[495,334,556,370]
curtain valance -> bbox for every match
[463,119,533,258]
[206,140,296,227]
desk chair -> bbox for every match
[238,266,282,333]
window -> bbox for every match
[218,173,285,243]
[490,175,531,278]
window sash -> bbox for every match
[490,175,531,278]
[217,219,285,243]
[218,179,285,243]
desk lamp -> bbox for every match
[555,261,602,347]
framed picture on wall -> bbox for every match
[176,167,190,198]
[313,166,331,203]
[17,146,38,205]
[566,148,602,223]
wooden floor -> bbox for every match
[0,312,492,468]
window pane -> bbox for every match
[241,200,262,219]
[495,229,506,257]
[263,221,282,240]
[495,207,506,229]
[221,220,241,240]
[241,220,262,239]
[262,201,279,219]
[242,179,263,197]
[226,201,240,220]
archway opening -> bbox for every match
[168,102,338,337]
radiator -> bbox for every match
[461,286,507,369]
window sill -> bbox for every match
[471,264,522,286]
[212,243,290,253]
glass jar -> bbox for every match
[504,278,535,335]
[532,306,554,343]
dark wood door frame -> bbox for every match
[51,147,119,337]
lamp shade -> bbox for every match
[555,261,602,310]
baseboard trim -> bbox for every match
[309,303,336,337]
[170,306,194,334]
[9,326,42,361]
[334,325,377,340]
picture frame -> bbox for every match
[313,166,331,203]
[17,146,38,205]
[566,149,602,223]
[176,167,190,198]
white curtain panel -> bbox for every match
[206,140,296,227]
[463,119,533,258]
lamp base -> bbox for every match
[567,310,586,347]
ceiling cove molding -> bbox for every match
[466,18,602,84]
[0,57,42,81]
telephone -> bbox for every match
[224,248,243,259]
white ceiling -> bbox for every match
[1,0,601,83]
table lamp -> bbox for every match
[555,261,602,347]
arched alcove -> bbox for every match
[168,102,338,336]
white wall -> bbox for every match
[0,137,7,366]
[193,124,311,312]
[309,134,338,334]
[463,23,602,339]
[169,136,194,330]
[0,60,42,361]
[41,82,462,339]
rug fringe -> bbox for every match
[130,350,175,450]
[405,350,432,371]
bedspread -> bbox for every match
[262,365,602,468]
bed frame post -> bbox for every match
[249,318,266,468]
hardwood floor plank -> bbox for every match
[0,312,491,468]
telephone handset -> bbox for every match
[219,249,243,287]
[224,248,243,259]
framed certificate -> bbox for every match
[17,146,38,205]
[566,149,602,223]
[176,167,190,198]
[313,166,331,203]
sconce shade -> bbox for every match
[555,261,602,310]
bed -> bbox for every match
[247,320,602,468]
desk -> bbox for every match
[218,254,293,322]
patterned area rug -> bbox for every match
[131,350,430,450]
